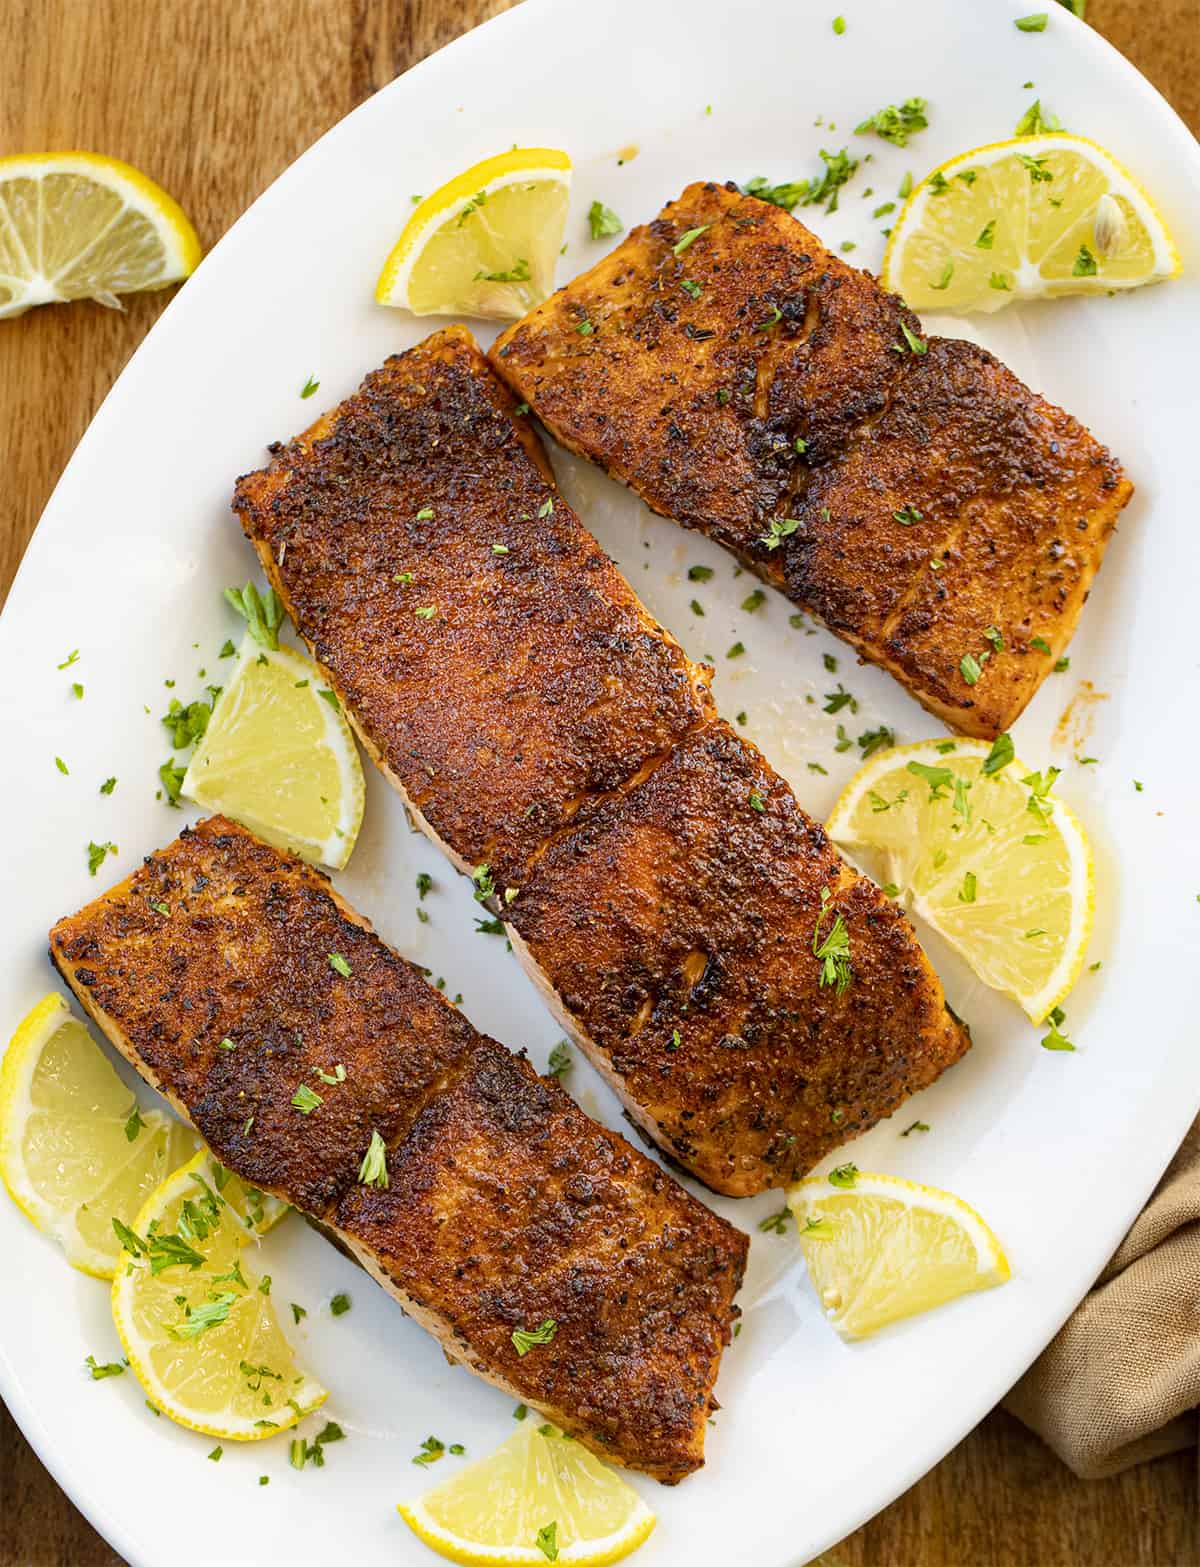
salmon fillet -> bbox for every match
[49,816,747,1484]
[232,327,969,1196]
[489,180,1133,739]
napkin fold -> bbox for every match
[1003,1116,1200,1478]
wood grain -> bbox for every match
[1,1,1197,1563]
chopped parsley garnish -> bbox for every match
[330,1293,351,1316]
[828,1162,858,1188]
[749,790,766,813]
[587,201,623,240]
[742,589,766,613]
[291,1084,323,1114]
[85,1354,126,1379]
[906,761,953,800]
[1016,151,1055,183]
[57,649,80,669]
[536,1522,559,1562]
[168,1290,237,1341]
[744,148,859,215]
[673,225,710,255]
[87,840,116,876]
[208,1446,222,1461]
[756,304,783,330]
[687,564,714,581]
[512,1319,558,1356]
[983,733,1015,775]
[759,516,800,551]
[328,952,352,977]
[727,641,745,659]
[1023,767,1061,824]
[958,871,978,904]
[741,175,809,211]
[575,318,594,335]
[758,1209,791,1235]
[976,220,996,250]
[475,916,505,935]
[823,684,858,715]
[99,776,117,794]
[893,504,923,525]
[931,262,954,291]
[989,272,1012,291]
[857,725,894,759]
[472,863,495,902]
[832,14,845,32]
[124,1107,144,1143]
[1072,243,1098,277]
[855,97,929,147]
[900,1121,931,1137]
[896,322,928,355]
[1015,12,1049,29]
[412,1435,447,1466]
[300,376,320,399]
[1054,656,1071,673]
[54,756,68,775]
[474,259,531,283]
[960,652,983,685]
[1041,1005,1076,1052]
[1030,635,1053,654]
[358,1130,389,1189]
[291,1302,307,1325]
[223,582,284,650]
[1015,100,1063,137]
[414,606,437,619]
[547,1041,572,1078]
[680,278,702,299]
[812,888,852,994]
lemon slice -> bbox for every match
[0,994,200,1278]
[882,133,1180,313]
[182,633,364,870]
[0,152,201,319]
[398,1420,656,1566]
[375,147,571,320]
[787,1169,1010,1340]
[111,1148,322,1439]
[825,738,1092,1023]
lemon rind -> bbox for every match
[0,151,201,314]
[826,738,1094,1024]
[375,147,572,307]
[882,132,1181,311]
[788,1170,1011,1282]
[110,1149,324,1441]
[181,635,365,871]
[397,1498,656,1567]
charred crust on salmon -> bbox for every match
[489,180,1133,738]
[50,817,746,1483]
[231,329,970,1196]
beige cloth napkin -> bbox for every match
[1003,1117,1200,1478]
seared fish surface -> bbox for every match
[490,181,1133,738]
[233,328,969,1196]
[50,818,747,1483]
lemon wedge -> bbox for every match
[788,1168,1010,1340]
[0,994,199,1278]
[399,1420,656,1566]
[182,632,364,870]
[375,148,571,319]
[882,133,1179,313]
[110,1148,321,1439]
[0,152,200,319]
[825,738,1092,1023]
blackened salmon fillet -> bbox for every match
[489,180,1133,739]
[49,817,747,1483]
[232,327,969,1196]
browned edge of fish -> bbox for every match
[489,180,1134,739]
[49,816,748,1482]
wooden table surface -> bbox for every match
[2,2,1197,1562]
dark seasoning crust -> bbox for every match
[49,817,747,1484]
[233,328,968,1198]
[490,180,1134,740]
